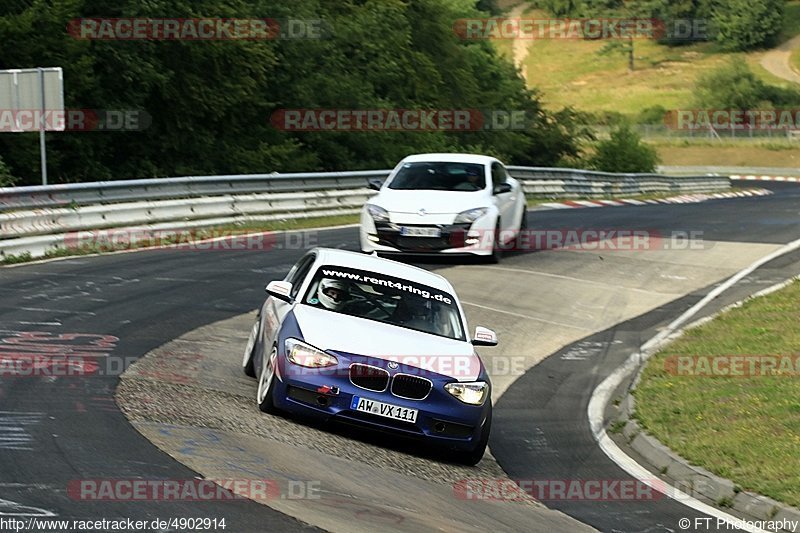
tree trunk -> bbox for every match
[628,36,634,71]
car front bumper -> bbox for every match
[271,355,491,451]
[360,216,496,256]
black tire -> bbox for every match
[454,404,492,466]
[515,208,528,251]
[486,221,502,264]
[257,347,280,414]
[242,321,258,378]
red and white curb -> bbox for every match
[730,175,800,182]
[537,189,773,210]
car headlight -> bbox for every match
[285,338,338,368]
[366,204,390,223]
[445,381,489,405]
[453,207,488,225]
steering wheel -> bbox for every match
[348,293,393,320]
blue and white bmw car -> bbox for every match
[242,247,497,465]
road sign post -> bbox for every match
[0,67,64,185]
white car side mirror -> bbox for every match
[265,280,293,303]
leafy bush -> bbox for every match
[708,0,784,51]
[694,60,800,109]
[590,123,659,173]
[637,105,668,125]
[0,156,17,187]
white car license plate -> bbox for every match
[400,226,440,238]
[351,396,418,423]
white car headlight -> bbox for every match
[453,207,488,225]
[445,381,489,405]
[366,204,390,223]
[285,338,338,368]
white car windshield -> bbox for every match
[388,162,486,191]
[303,265,466,341]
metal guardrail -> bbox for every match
[0,166,732,260]
[507,167,730,197]
[0,167,732,214]
[1,190,373,238]
[0,170,390,212]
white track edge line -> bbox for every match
[588,236,800,533]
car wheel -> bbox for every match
[242,320,258,378]
[256,346,279,414]
[515,208,528,250]
[454,404,492,466]
[487,221,502,264]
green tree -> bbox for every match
[0,0,590,184]
[592,0,662,70]
[708,0,784,51]
[590,122,659,173]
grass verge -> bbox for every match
[511,1,800,116]
[654,142,800,167]
[634,280,800,508]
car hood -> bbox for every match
[373,189,488,215]
[292,304,481,381]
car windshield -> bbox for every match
[388,162,486,192]
[302,265,466,341]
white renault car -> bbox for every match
[360,153,527,262]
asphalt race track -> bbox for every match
[1,182,798,532]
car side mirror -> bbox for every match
[493,183,512,195]
[265,280,293,303]
[367,178,384,191]
[471,326,498,346]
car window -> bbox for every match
[388,162,486,192]
[302,265,465,341]
[285,254,315,298]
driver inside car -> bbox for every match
[453,167,484,191]
[315,278,351,311]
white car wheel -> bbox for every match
[242,321,258,377]
[257,347,278,413]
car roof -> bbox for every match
[400,153,500,166]
[312,248,455,293]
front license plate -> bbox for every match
[351,396,418,423]
[400,226,441,238]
